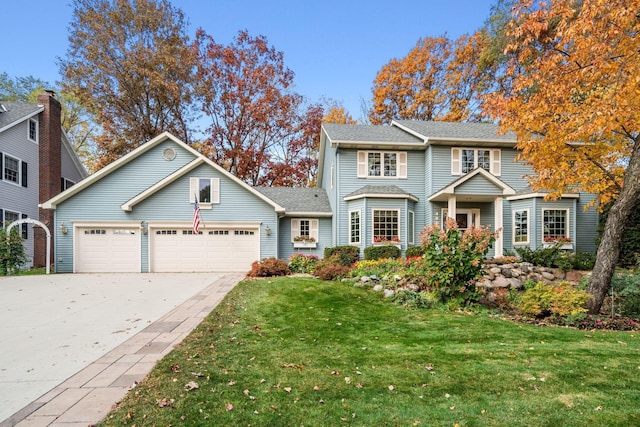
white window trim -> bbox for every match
[291,218,319,243]
[371,208,400,244]
[408,210,415,245]
[441,208,480,229]
[512,208,530,245]
[2,153,22,186]
[542,208,570,241]
[349,209,361,245]
[28,118,39,143]
[451,147,501,176]
[189,177,220,208]
[357,151,407,179]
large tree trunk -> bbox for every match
[587,137,640,314]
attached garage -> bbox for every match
[75,225,141,273]
[149,224,260,272]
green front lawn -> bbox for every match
[101,277,640,426]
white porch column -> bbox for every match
[447,195,457,221]
[494,196,504,257]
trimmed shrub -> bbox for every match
[313,263,350,281]
[404,246,425,258]
[364,245,400,260]
[518,280,590,317]
[0,227,28,276]
[288,253,319,274]
[247,257,290,277]
[323,246,359,266]
[611,269,640,316]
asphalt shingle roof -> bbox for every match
[344,185,418,200]
[0,101,42,129]
[394,120,517,142]
[254,187,332,214]
[322,123,423,144]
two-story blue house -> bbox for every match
[318,120,598,258]
[42,120,598,273]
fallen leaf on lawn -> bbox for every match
[425,364,434,371]
[445,393,451,398]
[226,403,234,411]
[319,399,325,404]
[413,421,421,426]
[157,398,174,408]
[284,387,292,392]
[388,385,395,392]
[345,377,351,384]
[171,364,180,373]
[449,405,455,410]
[254,410,259,415]
[243,389,250,396]
[260,378,266,383]
[341,417,348,421]
[227,380,236,386]
[191,372,203,377]
[595,406,603,411]
[356,383,363,389]
[331,370,340,375]
[185,381,199,391]
[282,363,297,368]
[313,385,320,391]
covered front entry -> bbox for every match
[149,224,260,272]
[75,225,141,273]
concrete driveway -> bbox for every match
[0,272,243,425]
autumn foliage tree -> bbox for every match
[60,0,197,169]
[369,32,497,124]
[194,29,319,186]
[485,0,640,313]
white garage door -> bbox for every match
[150,227,259,272]
[75,227,140,273]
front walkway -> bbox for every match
[2,273,243,427]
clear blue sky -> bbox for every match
[3,0,495,121]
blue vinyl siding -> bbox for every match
[278,217,332,261]
[52,139,278,272]
[576,193,599,253]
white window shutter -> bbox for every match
[398,152,407,178]
[491,149,501,176]
[451,148,461,175]
[310,219,319,241]
[291,219,300,242]
[357,151,367,177]
[211,178,220,203]
[189,178,198,202]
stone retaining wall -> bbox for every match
[477,262,589,290]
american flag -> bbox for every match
[193,194,201,235]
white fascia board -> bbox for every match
[0,107,44,134]
[344,193,419,202]
[506,192,580,201]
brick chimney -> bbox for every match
[35,91,62,267]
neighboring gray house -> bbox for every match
[0,92,87,267]
[42,120,599,273]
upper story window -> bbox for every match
[451,148,501,176]
[189,177,220,207]
[2,153,27,187]
[357,151,407,179]
[28,118,38,143]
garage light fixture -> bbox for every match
[60,223,68,234]
[140,221,148,235]
[265,225,271,236]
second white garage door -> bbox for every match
[150,226,260,272]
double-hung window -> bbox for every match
[357,151,407,178]
[189,177,220,206]
[2,153,27,187]
[28,118,38,143]
[291,218,319,246]
[349,210,361,244]
[513,209,529,244]
[451,148,500,176]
